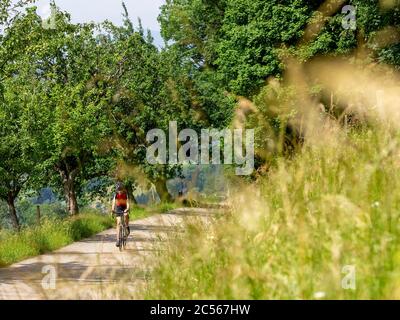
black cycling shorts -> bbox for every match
[115,206,128,216]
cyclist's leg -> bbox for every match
[116,216,122,246]
[124,212,130,235]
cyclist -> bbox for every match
[111,182,130,247]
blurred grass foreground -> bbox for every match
[145,59,400,300]
[146,126,400,300]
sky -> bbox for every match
[32,0,166,46]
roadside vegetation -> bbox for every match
[141,0,400,300]
[146,125,400,299]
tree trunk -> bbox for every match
[188,166,200,190]
[7,193,20,231]
[57,164,80,216]
[36,205,41,225]
[155,178,172,203]
[125,180,138,205]
[63,175,79,215]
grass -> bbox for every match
[129,202,180,217]
[155,202,180,213]
[144,125,400,300]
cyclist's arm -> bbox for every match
[111,194,116,213]
[125,194,130,212]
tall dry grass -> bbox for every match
[144,57,400,299]
[144,124,400,299]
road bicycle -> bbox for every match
[113,210,128,251]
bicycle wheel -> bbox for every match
[123,223,128,249]
[124,221,128,249]
[118,225,123,252]
[122,232,127,249]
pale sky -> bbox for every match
[32,0,166,46]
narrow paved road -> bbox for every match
[0,208,217,300]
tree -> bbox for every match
[0,81,45,229]
[0,4,49,229]
[0,0,35,28]
[161,1,400,98]
[158,0,400,179]
[101,5,235,201]
[99,16,181,201]
[0,5,115,216]
[31,9,115,215]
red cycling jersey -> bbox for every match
[115,192,128,210]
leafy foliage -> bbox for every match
[1,0,399,229]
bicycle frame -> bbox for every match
[116,212,128,251]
